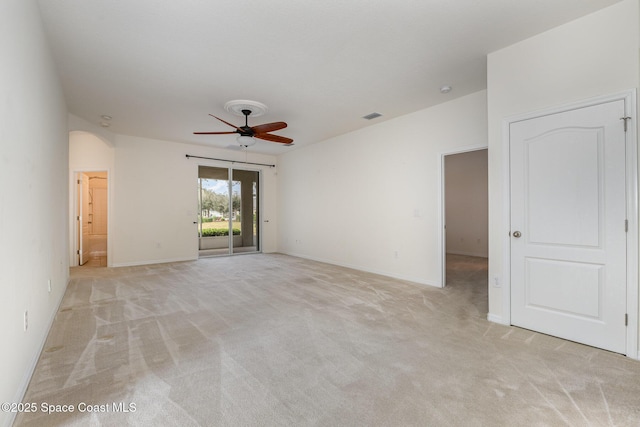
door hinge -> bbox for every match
[77,179,81,184]
[77,250,80,255]
[625,219,629,232]
[625,313,628,326]
[621,116,631,132]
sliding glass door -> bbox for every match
[231,169,259,254]
[198,166,260,256]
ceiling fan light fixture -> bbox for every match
[237,135,256,147]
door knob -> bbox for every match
[513,231,522,238]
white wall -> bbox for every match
[68,117,279,267]
[277,90,487,286]
[69,113,116,148]
[0,1,69,426]
[445,149,488,258]
[487,0,640,337]
[110,135,279,266]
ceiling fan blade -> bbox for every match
[193,131,237,135]
[251,121,288,134]
[209,114,242,131]
[255,133,294,144]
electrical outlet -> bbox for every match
[24,310,28,331]
[493,276,500,288]
[394,250,399,259]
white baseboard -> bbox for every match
[110,256,197,268]
[487,313,507,325]
[278,251,441,288]
[6,278,69,427]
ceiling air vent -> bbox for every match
[362,112,382,120]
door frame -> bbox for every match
[196,162,263,257]
[439,144,488,288]
[70,169,111,267]
[500,89,638,358]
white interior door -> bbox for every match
[78,174,91,265]
[510,99,627,354]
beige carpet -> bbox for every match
[15,254,640,426]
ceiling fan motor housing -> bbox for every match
[194,99,293,145]
[240,110,254,136]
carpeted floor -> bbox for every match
[14,254,640,426]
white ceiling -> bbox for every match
[37,0,620,155]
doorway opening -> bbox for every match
[198,166,260,257]
[441,148,488,291]
[76,171,108,267]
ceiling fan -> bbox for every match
[194,109,293,147]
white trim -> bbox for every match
[111,256,197,268]
[258,168,264,254]
[500,121,512,325]
[281,251,440,288]
[70,169,112,268]
[505,90,638,124]
[501,89,638,358]
[487,313,507,325]
[624,90,638,359]
[70,170,78,267]
[438,153,446,288]
[438,144,488,289]
[7,278,68,427]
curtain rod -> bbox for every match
[185,154,275,168]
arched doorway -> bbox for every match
[69,130,114,267]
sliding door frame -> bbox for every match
[197,163,262,257]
